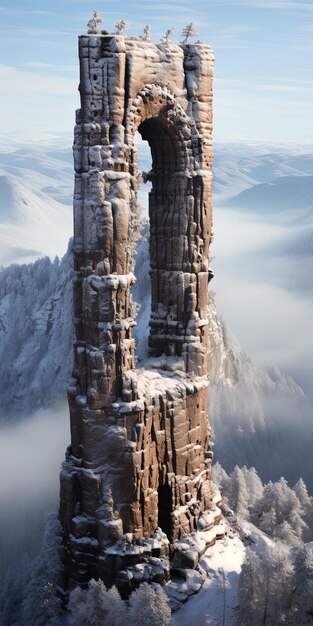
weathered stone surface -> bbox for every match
[60,26,216,587]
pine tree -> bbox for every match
[252,478,307,543]
[290,545,313,625]
[67,586,87,626]
[129,583,172,625]
[212,462,230,494]
[239,548,266,625]
[87,11,103,34]
[262,543,293,626]
[239,543,293,625]
[243,466,263,506]
[258,507,277,535]
[228,465,249,518]
[275,520,298,545]
[294,478,313,541]
[115,20,129,35]
[181,23,198,45]
[67,580,126,626]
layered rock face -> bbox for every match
[60,31,215,586]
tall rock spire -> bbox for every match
[59,25,220,590]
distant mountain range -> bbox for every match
[0,138,312,262]
[0,139,72,265]
[225,175,313,223]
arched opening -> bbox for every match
[134,114,192,363]
[131,131,152,362]
[135,131,151,220]
[128,96,207,375]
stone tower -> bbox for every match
[60,21,218,588]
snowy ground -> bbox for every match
[173,531,245,625]
[173,517,280,625]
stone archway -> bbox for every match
[60,30,218,587]
[127,85,211,368]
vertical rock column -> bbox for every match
[59,33,215,586]
[60,35,141,585]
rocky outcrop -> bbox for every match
[60,26,215,587]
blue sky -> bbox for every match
[0,0,312,141]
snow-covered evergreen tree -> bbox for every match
[115,20,128,35]
[67,580,126,626]
[262,543,293,625]
[239,543,293,626]
[129,583,172,625]
[67,586,87,626]
[294,478,313,541]
[212,462,230,496]
[242,466,263,506]
[252,478,307,543]
[87,11,102,34]
[239,548,266,625]
[227,465,250,518]
[290,545,313,625]
[216,463,264,519]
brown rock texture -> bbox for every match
[59,30,215,587]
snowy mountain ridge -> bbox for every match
[0,244,73,418]
[0,140,73,265]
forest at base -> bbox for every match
[1,463,313,626]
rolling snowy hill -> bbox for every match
[225,174,313,223]
[0,138,73,265]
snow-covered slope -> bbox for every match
[208,309,313,490]
[0,244,73,420]
[0,173,72,264]
[0,139,73,265]
[173,530,245,625]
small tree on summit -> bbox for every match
[115,20,129,35]
[181,23,198,45]
[143,25,151,41]
[162,28,175,44]
[87,11,103,34]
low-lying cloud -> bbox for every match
[0,403,69,573]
